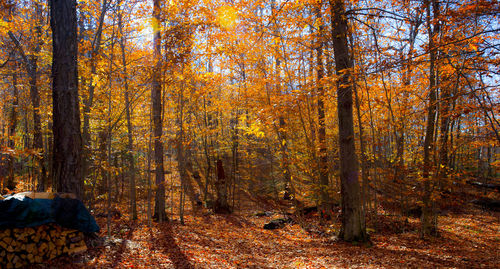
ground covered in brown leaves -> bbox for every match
[31,196,499,269]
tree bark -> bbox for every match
[270,0,292,201]
[81,0,108,194]
[6,71,19,191]
[214,159,230,213]
[118,4,137,221]
[152,0,166,222]
[315,2,331,216]
[49,0,83,199]
[330,0,368,242]
[7,1,46,191]
[31,1,46,192]
[421,0,440,237]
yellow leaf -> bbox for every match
[217,5,238,29]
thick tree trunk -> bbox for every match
[49,0,83,199]
[152,0,166,222]
[330,0,368,242]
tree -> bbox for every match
[49,0,83,198]
[152,0,166,222]
[420,0,440,237]
[80,0,109,198]
[314,0,331,216]
[7,0,46,191]
[118,1,137,221]
[330,0,368,242]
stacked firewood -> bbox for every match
[0,223,87,268]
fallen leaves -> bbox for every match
[35,199,499,269]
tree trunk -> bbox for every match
[421,0,440,237]
[49,0,83,199]
[6,71,19,191]
[214,159,230,213]
[152,0,166,222]
[32,1,46,191]
[118,6,137,221]
[30,55,46,191]
[330,0,368,243]
[81,0,108,194]
[270,0,292,201]
[315,2,331,216]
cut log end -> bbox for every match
[0,224,88,266]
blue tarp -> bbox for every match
[0,194,100,233]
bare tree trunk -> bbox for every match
[118,5,137,220]
[82,0,108,194]
[231,111,239,209]
[31,1,46,191]
[106,67,113,238]
[152,0,166,222]
[421,0,440,237]
[202,97,212,203]
[314,2,331,216]
[6,2,46,191]
[330,0,368,243]
[17,1,47,191]
[49,0,83,199]
[353,80,369,216]
[270,0,292,201]
[146,119,153,227]
[214,159,230,213]
[6,71,19,191]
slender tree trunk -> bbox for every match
[30,54,47,191]
[202,97,212,203]
[270,0,292,201]
[354,80,369,215]
[330,0,368,242]
[152,0,166,222]
[147,118,153,227]
[118,6,137,220]
[214,159,230,213]
[315,2,331,216]
[82,0,108,193]
[106,68,112,238]
[30,1,46,191]
[421,0,440,237]
[49,0,83,199]
[349,23,369,215]
[231,111,239,209]
[177,87,187,222]
[7,71,19,191]
[437,86,450,188]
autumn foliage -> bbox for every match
[0,0,498,267]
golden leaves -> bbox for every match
[217,5,238,29]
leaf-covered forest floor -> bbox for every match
[27,187,498,269]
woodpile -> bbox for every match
[0,223,87,268]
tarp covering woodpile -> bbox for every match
[0,193,99,233]
[0,192,99,268]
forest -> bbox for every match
[0,0,498,268]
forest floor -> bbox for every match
[31,188,499,268]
